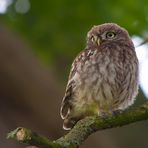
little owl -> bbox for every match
[60,23,139,130]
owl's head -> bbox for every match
[87,23,132,47]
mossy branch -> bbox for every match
[7,102,148,148]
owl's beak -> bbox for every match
[93,35,101,46]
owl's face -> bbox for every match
[87,23,132,47]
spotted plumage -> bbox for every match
[60,23,139,130]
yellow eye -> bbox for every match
[91,35,96,42]
[106,32,116,39]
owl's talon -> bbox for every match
[99,112,110,119]
[112,110,123,116]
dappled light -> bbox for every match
[0,0,12,14]
[133,36,148,98]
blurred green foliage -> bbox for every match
[0,0,148,67]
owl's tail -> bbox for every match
[63,117,80,130]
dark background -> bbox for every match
[0,0,148,147]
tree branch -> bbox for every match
[7,102,148,148]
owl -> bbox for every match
[60,23,139,130]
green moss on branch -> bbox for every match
[7,102,148,148]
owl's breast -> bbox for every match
[71,47,138,112]
[72,50,115,109]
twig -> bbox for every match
[7,102,148,148]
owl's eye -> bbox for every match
[106,32,116,39]
[91,35,96,42]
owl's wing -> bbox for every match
[60,50,85,130]
[60,61,77,120]
[60,81,74,119]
